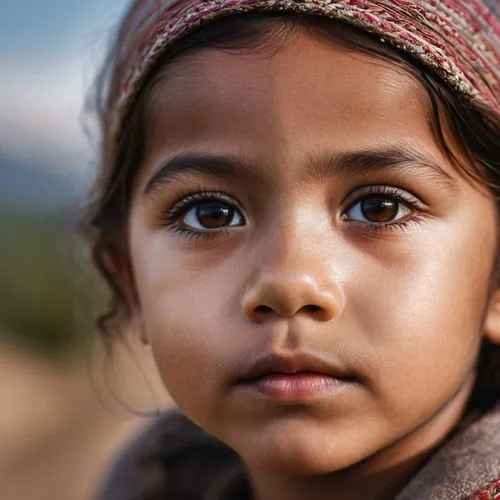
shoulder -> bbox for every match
[396,405,500,500]
[96,410,242,500]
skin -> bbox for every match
[122,33,499,500]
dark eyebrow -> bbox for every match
[305,146,458,191]
[143,146,458,196]
[143,152,257,195]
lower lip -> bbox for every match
[241,372,351,402]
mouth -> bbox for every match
[237,352,358,403]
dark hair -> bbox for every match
[84,12,500,411]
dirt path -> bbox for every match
[0,340,172,500]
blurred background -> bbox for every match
[0,2,172,499]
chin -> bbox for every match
[244,445,362,476]
[233,426,369,475]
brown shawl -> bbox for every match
[97,404,500,500]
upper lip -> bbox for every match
[238,352,356,383]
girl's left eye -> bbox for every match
[183,201,244,230]
[343,195,411,224]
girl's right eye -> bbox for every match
[163,191,245,237]
[183,201,244,230]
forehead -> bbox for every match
[143,33,435,169]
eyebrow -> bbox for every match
[144,153,262,195]
[143,146,458,196]
[305,146,458,190]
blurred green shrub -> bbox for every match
[0,209,105,359]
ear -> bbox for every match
[107,243,149,345]
[484,289,500,345]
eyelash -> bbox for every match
[342,185,426,233]
[162,185,426,241]
[162,190,242,242]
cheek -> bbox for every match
[129,227,239,419]
[144,311,225,419]
[352,211,495,419]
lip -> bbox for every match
[237,352,357,403]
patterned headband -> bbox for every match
[109,0,500,155]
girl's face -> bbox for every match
[126,34,498,474]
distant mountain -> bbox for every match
[0,149,89,213]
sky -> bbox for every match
[0,1,130,174]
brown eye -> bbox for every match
[197,202,232,228]
[344,195,410,224]
[183,201,244,230]
[361,197,398,222]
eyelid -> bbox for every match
[342,185,427,212]
[163,189,246,226]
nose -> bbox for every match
[241,243,343,323]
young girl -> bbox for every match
[87,1,500,499]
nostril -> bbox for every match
[255,305,274,315]
[302,305,322,313]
